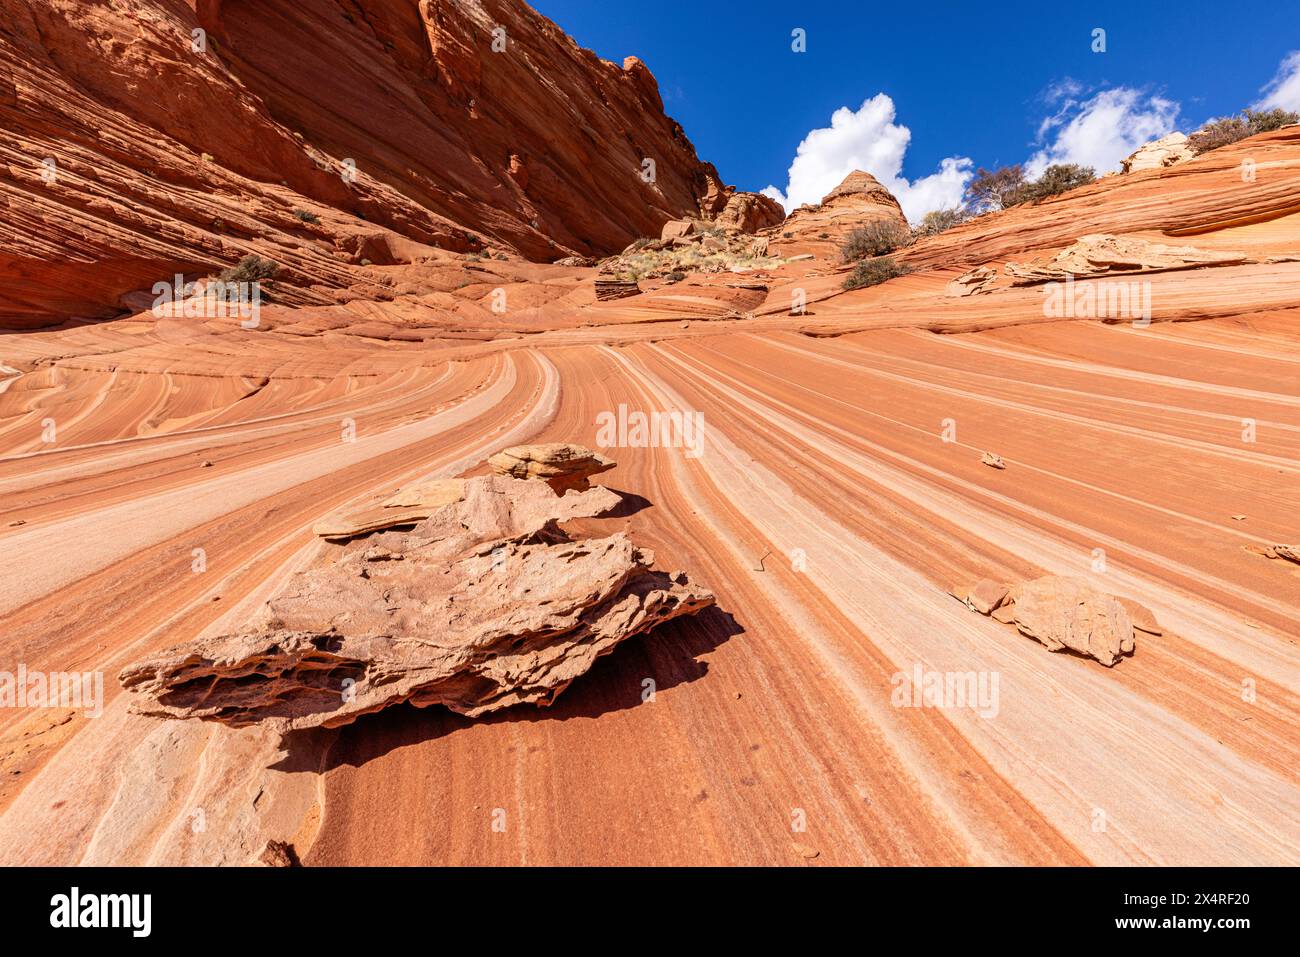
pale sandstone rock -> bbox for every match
[981,452,1007,470]
[313,505,444,541]
[1007,576,1137,667]
[661,219,697,241]
[488,443,615,493]
[383,478,467,509]
[1005,234,1249,285]
[313,479,468,540]
[1122,133,1195,174]
[121,476,712,730]
[946,265,998,297]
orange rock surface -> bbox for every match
[0,4,1298,868]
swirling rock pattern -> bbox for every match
[0,3,1298,868]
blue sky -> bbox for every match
[531,0,1300,219]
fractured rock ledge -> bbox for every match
[487,442,615,493]
[121,474,714,730]
[313,478,467,540]
[1122,133,1195,174]
[1005,234,1249,285]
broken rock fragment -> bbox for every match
[1244,543,1300,565]
[313,478,467,540]
[258,841,298,867]
[946,265,998,297]
[1008,576,1137,667]
[594,278,641,301]
[955,575,1150,667]
[488,442,615,493]
[121,475,713,731]
[660,219,697,241]
[966,579,1008,616]
[1121,133,1195,174]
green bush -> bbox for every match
[292,208,321,225]
[1189,108,1300,154]
[218,255,279,284]
[843,256,910,290]
[841,220,912,262]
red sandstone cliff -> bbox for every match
[0,0,728,326]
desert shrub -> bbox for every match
[1018,163,1096,202]
[1246,107,1300,133]
[841,220,912,262]
[967,164,1027,211]
[218,255,279,284]
[913,207,969,238]
[629,237,653,251]
[665,271,686,283]
[1188,117,1251,153]
[1189,108,1300,154]
[966,162,1095,209]
[843,256,911,290]
[292,208,321,224]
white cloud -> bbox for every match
[762,94,972,223]
[1025,88,1179,178]
[1255,50,1300,112]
